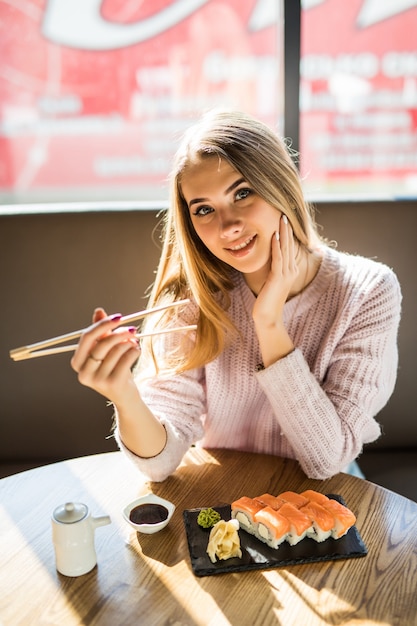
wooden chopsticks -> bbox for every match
[10,299,195,362]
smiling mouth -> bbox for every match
[227,235,256,251]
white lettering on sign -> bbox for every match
[301,54,379,80]
[383,52,417,78]
[41,0,210,50]
[302,52,417,81]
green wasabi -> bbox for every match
[197,507,221,529]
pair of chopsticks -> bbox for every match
[10,299,196,361]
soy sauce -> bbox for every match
[129,503,168,525]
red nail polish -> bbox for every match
[128,326,137,333]
[110,313,122,321]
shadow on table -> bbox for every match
[4,450,415,625]
[149,447,305,512]
[134,525,182,567]
[149,448,416,625]
[1,463,204,625]
[54,550,204,625]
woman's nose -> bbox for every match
[219,210,242,238]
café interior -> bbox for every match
[1,1,416,505]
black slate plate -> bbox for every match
[183,494,367,577]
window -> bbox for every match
[2,0,415,206]
[0,0,284,205]
[300,0,417,198]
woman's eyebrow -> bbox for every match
[188,177,245,208]
[225,177,245,195]
[189,196,208,208]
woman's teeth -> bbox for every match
[229,235,255,251]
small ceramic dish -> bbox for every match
[123,493,175,534]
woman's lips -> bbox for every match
[226,234,256,257]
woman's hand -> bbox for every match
[253,214,299,326]
[252,214,298,367]
[70,308,141,406]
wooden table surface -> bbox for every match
[1,448,416,626]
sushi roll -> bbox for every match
[276,491,309,509]
[300,490,330,506]
[278,502,313,545]
[300,501,335,542]
[322,498,356,538]
[254,493,283,510]
[231,496,265,536]
[253,506,290,549]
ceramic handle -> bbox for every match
[92,515,111,529]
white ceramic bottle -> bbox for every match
[52,502,111,576]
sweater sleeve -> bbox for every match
[114,366,206,482]
[255,267,402,479]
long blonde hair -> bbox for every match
[140,109,321,374]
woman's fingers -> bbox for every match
[272,214,297,275]
[85,326,137,360]
[83,332,139,373]
[68,308,143,403]
[70,312,125,372]
[254,213,301,329]
[77,339,141,403]
[78,337,139,381]
[93,307,108,324]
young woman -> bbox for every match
[71,109,401,482]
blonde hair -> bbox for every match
[140,109,321,374]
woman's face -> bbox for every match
[180,156,282,287]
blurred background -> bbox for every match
[1,0,416,204]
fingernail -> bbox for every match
[282,214,288,225]
[128,326,137,333]
[275,231,280,241]
[110,313,122,321]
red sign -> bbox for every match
[300,0,417,195]
[0,0,281,201]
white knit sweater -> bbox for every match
[116,246,402,481]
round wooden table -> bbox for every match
[1,448,416,625]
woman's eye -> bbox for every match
[235,187,252,201]
[193,204,213,217]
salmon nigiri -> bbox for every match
[254,506,290,549]
[276,491,309,509]
[322,498,356,538]
[300,501,335,542]
[231,496,265,536]
[300,490,330,506]
[278,502,313,545]
[254,493,283,510]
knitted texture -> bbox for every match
[116,247,401,481]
